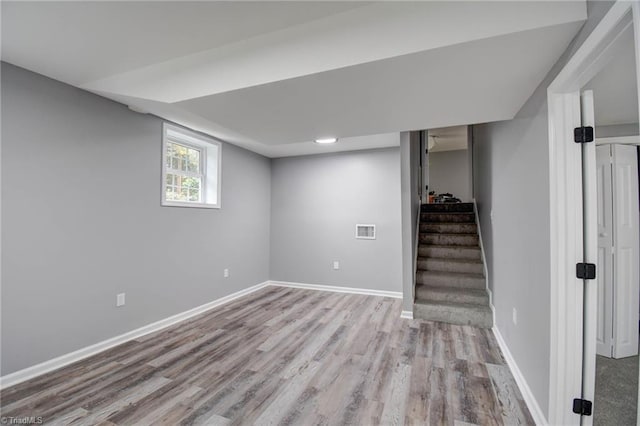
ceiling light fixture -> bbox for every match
[314,137,338,144]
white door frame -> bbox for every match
[548,2,640,425]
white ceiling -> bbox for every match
[584,24,639,127]
[428,126,469,153]
[1,2,368,85]
[1,1,587,158]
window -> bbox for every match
[162,123,221,208]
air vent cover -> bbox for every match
[356,224,376,240]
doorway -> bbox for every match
[423,125,472,203]
[547,2,640,425]
[592,140,640,424]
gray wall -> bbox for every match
[1,63,271,375]
[429,149,472,201]
[472,1,614,419]
[270,147,402,294]
[596,123,639,138]
[400,131,421,311]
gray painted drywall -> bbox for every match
[270,147,402,294]
[1,63,271,375]
[472,1,615,419]
[596,123,639,138]
[429,149,472,201]
[400,131,421,311]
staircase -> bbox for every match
[414,202,493,328]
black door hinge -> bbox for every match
[576,263,596,279]
[573,398,592,416]
[574,126,594,143]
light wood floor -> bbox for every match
[1,287,534,425]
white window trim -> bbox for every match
[161,123,222,209]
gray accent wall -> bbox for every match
[472,1,614,419]
[1,63,271,375]
[429,149,472,201]
[270,147,402,293]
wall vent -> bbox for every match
[356,224,376,240]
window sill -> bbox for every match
[161,201,220,209]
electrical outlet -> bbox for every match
[224,268,229,278]
[512,308,518,325]
[333,261,340,270]
[116,293,126,307]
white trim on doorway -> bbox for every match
[547,2,640,425]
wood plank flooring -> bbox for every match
[0,287,534,425]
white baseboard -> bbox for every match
[401,310,414,319]
[492,327,548,426]
[0,280,270,390]
[268,280,403,299]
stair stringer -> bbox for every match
[472,198,495,326]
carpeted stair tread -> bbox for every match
[417,256,482,265]
[420,233,479,247]
[420,243,481,249]
[421,203,474,213]
[421,222,478,234]
[420,212,476,223]
[421,270,484,279]
[416,270,485,289]
[415,284,489,305]
[419,245,482,261]
[420,232,478,236]
[417,257,484,274]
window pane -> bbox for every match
[165,173,201,203]
[165,185,176,201]
[187,149,200,172]
[167,142,200,173]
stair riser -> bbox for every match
[422,203,474,213]
[413,303,493,328]
[418,258,483,275]
[420,234,479,246]
[416,271,485,289]
[421,213,475,223]
[421,223,477,234]
[419,246,481,261]
[415,288,489,305]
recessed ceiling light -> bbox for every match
[314,137,338,144]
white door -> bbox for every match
[596,144,615,357]
[611,144,640,359]
[593,144,640,359]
